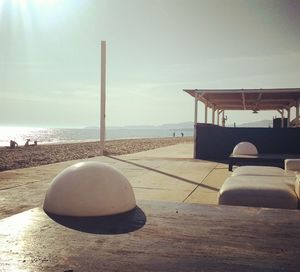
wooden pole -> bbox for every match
[281,109,284,128]
[204,101,208,123]
[100,41,106,156]
[193,93,198,159]
[296,100,300,127]
[222,111,225,127]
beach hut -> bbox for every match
[183,88,300,161]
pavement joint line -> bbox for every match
[108,155,219,192]
[133,186,168,190]
[182,163,219,203]
[0,180,41,191]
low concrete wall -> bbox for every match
[195,124,300,160]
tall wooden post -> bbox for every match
[100,41,106,155]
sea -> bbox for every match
[0,126,193,147]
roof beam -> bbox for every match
[184,88,300,94]
[183,88,300,111]
[241,92,246,110]
[209,98,294,103]
[257,93,263,100]
[254,93,263,110]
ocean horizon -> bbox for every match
[0,126,193,147]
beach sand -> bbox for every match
[0,137,193,171]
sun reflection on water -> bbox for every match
[0,126,46,146]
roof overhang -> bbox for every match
[183,88,300,111]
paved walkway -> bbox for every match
[0,143,231,219]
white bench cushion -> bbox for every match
[232,166,285,177]
[218,175,298,209]
[285,159,300,172]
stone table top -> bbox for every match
[0,200,300,271]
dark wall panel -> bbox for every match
[196,124,300,159]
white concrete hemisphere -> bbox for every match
[232,142,258,155]
[43,161,136,216]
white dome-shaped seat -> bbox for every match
[232,142,258,156]
[43,161,136,216]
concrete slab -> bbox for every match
[0,143,230,219]
[1,201,300,271]
[185,164,231,205]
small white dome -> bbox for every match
[232,142,258,155]
[43,161,136,216]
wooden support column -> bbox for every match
[193,93,198,158]
[217,110,220,126]
[212,105,215,125]
[281,109,284,128]
[204,101,208,124]
[277,109,283,128]
[222,111,225,127]
[296,100,300,127]
[287,107,290,128]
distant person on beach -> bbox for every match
[181,132,184,137]
[24,139,30,147]
[10,140,18,148]
[31,140,38,146]
[173,132,175,137]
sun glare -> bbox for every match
[0,0,60,15]
[10,0,60,6]
[2,0,65,36]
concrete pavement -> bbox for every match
[0,143,231,219]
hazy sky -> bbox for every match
[1,0,300,128]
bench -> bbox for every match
[228,153,300,171]
[219,160,300,209]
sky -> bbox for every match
[1,0,300,128]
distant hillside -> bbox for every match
[90,120,272,129]
[108,122,194,130]
[158,122,193,130]
[238,120,273,128]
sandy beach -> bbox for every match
[0,137,193,171]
